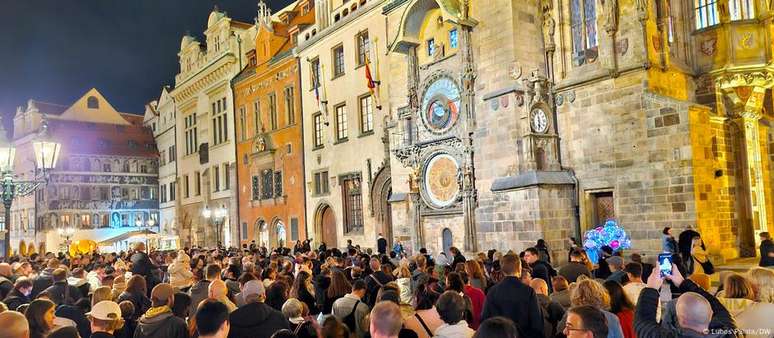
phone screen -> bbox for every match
[658,253,673,277]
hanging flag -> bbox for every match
[367,36,382,110]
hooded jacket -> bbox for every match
[133,309,188,338]
[227,301,290,338]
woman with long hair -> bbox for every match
[323,270,351,315]
[464,261,486,291]
[266,280,291,312]
[291,271,319,315]
[404,282,442,338]
[26,299,56,338]
[715,272,774,338]
[395,266,412,305]
[603,280,636,338]
[117,275,150,321]
[736,268,774,338]
[445,272,474,328]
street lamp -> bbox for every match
[1,120,61,257]
[57,226,75,252]
[202,205,227,248]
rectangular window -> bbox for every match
[356,31,370,66]
[212,97,228,145]
[160,184,167,203]
[223,163,230,190]
[729,0,754,20]
[313,112,323,147]
[100,187,109,200]
[571,0,598,60]
[195,171,201,196]
[274,171,283,197]
[251,176,260,200]
[253,100,261,134]
[694,0,719,29]
[213,166,220,192]
[450,29,458,49]
[427,38,435,56]
[261,169,274,199]
[341,174,364,233]
[269,93,278,130]
[314,171,329,195]
[335,104,348,141]
[241,222,248,241]
[184,114,198,155]
[311,58,321,89]
[184,175,190,198]
[284,87,295,125]
[333,45,345,77]
[239,106,246,140]
[359,95,374,133]
[168,145,176,162]
[103,163,111,172]
[169,182,176,201]
[291,218,299,240]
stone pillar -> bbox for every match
[717,73,773,255]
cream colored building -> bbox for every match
[143,87,179,249]
[296,0,394,249]
[170,8,256,248]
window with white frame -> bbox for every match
[184,113,198,155]
[212,97,228,145]
[335,104,348,141]
[359,95,373,133]
[313,113,323,148]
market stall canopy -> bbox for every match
[98,229,157,246]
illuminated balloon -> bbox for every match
[582,220,632,264]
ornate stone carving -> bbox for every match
[603,0,619,34]
[635,0,649,20]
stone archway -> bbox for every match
[273,220,286,249]
[254,219,268,248]
[314,204,338,248]
[370,165,393,247]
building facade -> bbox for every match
[382,0,774,263]
[143,87,180,250]
[170,8,257,248]
[233,1,314,248]
[10,89,159,253]
[297,0,394,249]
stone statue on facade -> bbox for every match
[603,0,619,34]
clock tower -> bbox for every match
[520,71,561,172]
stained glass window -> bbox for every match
[584,0,597,49]
[427,38,435,56]
[571,0,598,64]
[274,171,283,197]
[449,29,458,49]
[251,176,260,200]
[571,0,583,55]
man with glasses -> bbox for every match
[564,305,609,338]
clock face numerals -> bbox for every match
[531,109,549,133]
[421,77,461,133]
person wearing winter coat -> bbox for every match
[31,258,59,298]
[117,275,151,322]
[395,267,413,305]
[168,251,193,290]
[634,264,736,338]
[481,254,544,338]
[133,283,189,338]
[662,227,679,254]
[3,277,33,311]
[42,268,81,306]
[227,280,289,338]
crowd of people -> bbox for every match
[0,227,771,338]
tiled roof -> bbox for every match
[30,100,68,115]
[48,119,158,158]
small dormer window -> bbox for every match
[87,96,99,109]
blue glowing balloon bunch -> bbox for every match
[583,220,632,264]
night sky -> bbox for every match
[0,0,293,128]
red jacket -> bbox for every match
[616,309,636,338]
[464,285,486,330]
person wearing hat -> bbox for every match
[87,301,124,338]
[227,280,288,338]
[134,283,189,338]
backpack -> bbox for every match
[342,300,361,333]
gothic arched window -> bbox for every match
[570,0,598,65]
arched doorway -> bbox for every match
[274,221,286,248]
[370,165,393,248]
[254,220,268,248]
[314,204,338,248]
[442,228,453,255]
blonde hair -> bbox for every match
[92,287,114,305]
[571,278,610,310]
[396,266,411,279]
[747,267,774,303]
[723,273,755,301]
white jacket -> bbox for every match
[168,259,193,289]
[396,277,412,304]
[433,321,474,338]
